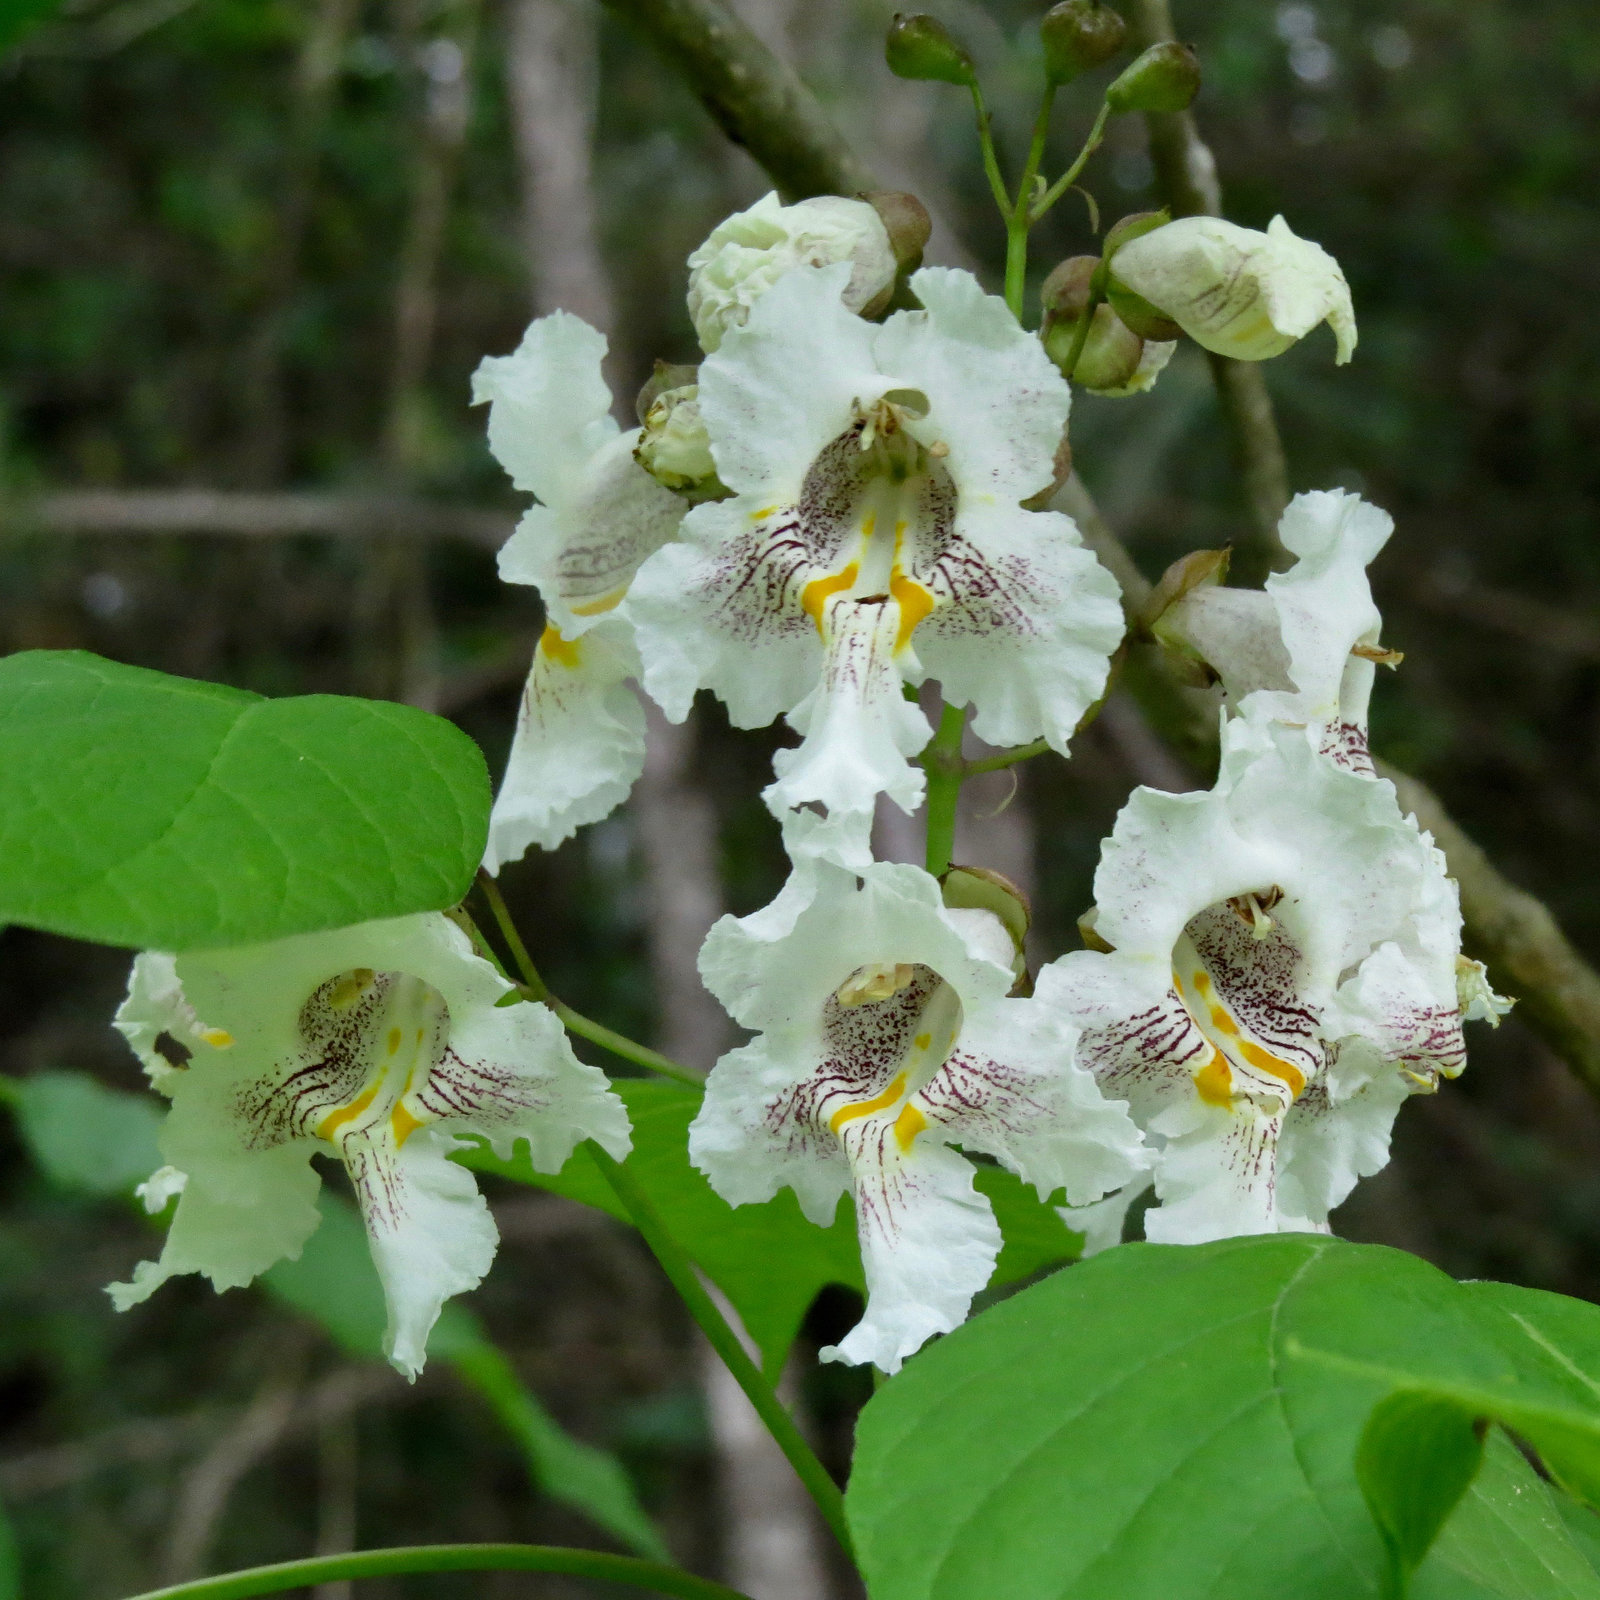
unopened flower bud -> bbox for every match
[635,385,720,496]
[862,190,934,278]
[1105,40,1201,113]
[1110,213,1356,363]
[635,359,699,425]
[1044,302,1172,395]
[687,192,898,354]
[1040,0,1127,83]
[885,12,977,85]
[1040,255,1099,325]
[943,865,1031,987]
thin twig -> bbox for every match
[586,1144,854,1561]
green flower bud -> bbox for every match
[1043,302,1174,396]
[1040,0,1127,84]
[635,385,722,498]
[885,13,977,86]
[1104,40,1201,114]
[1102,208,1170,255]
[1039,255,1099,327]
[942,865,1031,988]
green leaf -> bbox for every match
[847,1236,1600,1600]
[1356,1391,1487,1597]
[462,1079,863,1379]
[5,1070,163,1195]
[0,0,66,54]
[0,1490,19,1600]
[263,1194,666,1560]
[466,1081,1084,1379]
[439,1335,672,1563]
[0,650,489,951]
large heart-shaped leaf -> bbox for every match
[847,1236,1600,1600]
[0,651,489,950]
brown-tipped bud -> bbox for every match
[1104,40,1201,113]
[885,12,977,86]
[1040,0,1127,83]
[635,360,699,426]
[863,191,934,272]
[1141,547,1231,641]
[943,865,1031,987]
[1039,255,1099,328]
[1105,277,1183,341]
[1103,208,1170,255]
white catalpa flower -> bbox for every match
[472,312,687,867]
[1111,214,1356,364]
[689,853,1147,1373]
[687,191,898,355]
[1040,719,1486,1244]
[1155,489,1397,774]
[629,264,1124,839]
[109,912,630,1377]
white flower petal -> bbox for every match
[109,913,628,1375]
[821,1139,1001,1373]
[472,311,616,506]
[696,263,883,500]
[485,620,647,868]
[921,1001,1149,1206]
[913,503,1123,751]
[876,267,1072,506]
[495,432,686,635]
[763,597,931,824]
[694,858,1143,1368]
[115,951,222,1093]
[358,1125,499,1380]
[1058,1176,1152,1258]
[1040,720,1470,1246]
[1274,1070,1412,1228]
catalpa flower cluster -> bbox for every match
[104,190,1505,1376]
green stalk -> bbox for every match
[587,1143,854,1560]
[554,1001,704,1088]
[1004,84,1058,320]
[969,84,1012,216]
[922,702,968,877]
[112,1545,751,1600]
[1033,99,1112,221]
[474,872,704,1088]
[963,738,1051,776]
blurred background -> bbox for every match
[1,0,1597,1594]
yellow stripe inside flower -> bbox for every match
[1174,959,1307,1108]
[301,970,452,1152]
[538,625,583,669]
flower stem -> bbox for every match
[1003,84,1057,321]
[963,738,1051,776]
[475,869,551,1001]
[969,83,1012,217]
[1032,99,1112,222]
[586,1142,855,1560]
[112,1544,752,1600]
[474,871,704,1088]
[555,1001,704,1088]
[922,702,968,877]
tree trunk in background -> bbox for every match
[634,704,831,1600]
[505,0,613,332]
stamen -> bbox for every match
[836,962,918,1006]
